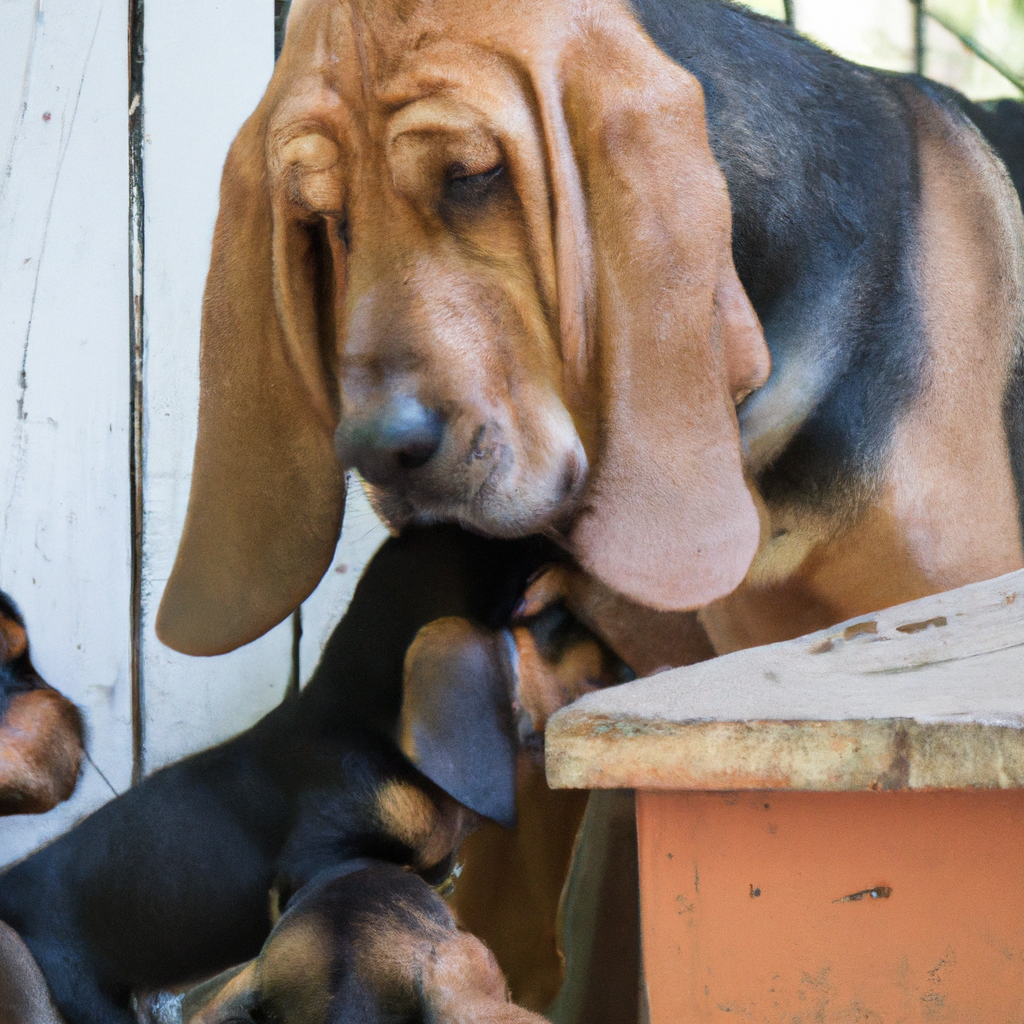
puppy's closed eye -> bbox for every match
[510,600,633,743]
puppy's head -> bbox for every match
[179,862,547,1024]
[157,0,770,657]
[0,591,84,815]
[399,600,629,827]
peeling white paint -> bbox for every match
[0,0,132,865]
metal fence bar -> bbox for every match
[913,0,926,75]
[783,0,795,28]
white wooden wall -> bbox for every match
[0,0,1019,869]
[0,0,135,865]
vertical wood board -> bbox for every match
[0,0,39,169]
[0,0,132,866]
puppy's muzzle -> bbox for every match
[335,396,446,487]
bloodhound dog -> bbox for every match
[154,0,1024,1018]
[156,0,1024,661]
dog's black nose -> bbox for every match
[336,396,445,485]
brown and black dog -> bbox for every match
[0,590,83,817]
[1,861,552,1024]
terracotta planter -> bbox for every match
[548,568,1024,1022]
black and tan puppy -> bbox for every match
[0,591,83,816]
[158,861,549,1024]
[0,528,622,1024]
[0,528,558,1024]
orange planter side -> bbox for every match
[637,789,1024,1023]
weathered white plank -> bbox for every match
[138,0,298,773]
[547,569,1024,792]
[0,0,132,866]
[0,0,38,167]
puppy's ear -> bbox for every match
[421,932,550,1024]
[156,90,345,655]
[400,618,517,828]
[538,15,769,611]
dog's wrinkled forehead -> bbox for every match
[284,0,573,67]
[268,2,553,182]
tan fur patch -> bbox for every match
[0,689,83,815]
[421,931,549,1023]
[0,618,27,664]
[885,88,1024,591]
[510,627,600,736]
[181,962,259,1024]
[376,780,439,851]
[376,780,469,870]
[256,920,332,1024]
[515,568,572,621]
[702,503,938,652]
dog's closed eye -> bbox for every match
[443,164,504,207]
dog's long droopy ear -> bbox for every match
[156,102,345,656]
[541,14,770,611]
[400,618,518,827]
